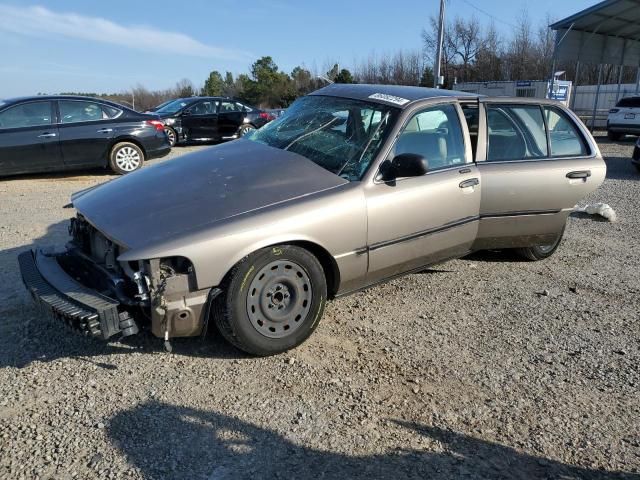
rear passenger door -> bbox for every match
[473,100,606,250]
[365,102,481,283]
[57,100,120,168]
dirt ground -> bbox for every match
[0,136,638,480]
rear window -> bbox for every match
[486,105,547,161]
[616,97,640,108]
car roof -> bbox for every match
[0,95,133,111]
[310,84,479,108]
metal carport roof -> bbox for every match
[550,0,640,67]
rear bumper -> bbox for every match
[18,249,138,340]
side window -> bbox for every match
[544,107,588,157]
[102,104,122,119]
[59,101,107,123]
[191,101,217,115]
[486,105,547,161]
[220,101,242,113]
[0,102,52,129]
[395,104,466,171]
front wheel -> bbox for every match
[109,142,144,175]
[515,226,565,261]
[214,245,327,356]
[238,124,256,137]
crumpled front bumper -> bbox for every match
[18,249,138,340]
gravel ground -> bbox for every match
[0,136,639,480]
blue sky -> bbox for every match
[0,0,594,97]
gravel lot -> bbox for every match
[0,136,639,480]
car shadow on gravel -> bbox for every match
[602,154,639,181]
[106,400,639,480]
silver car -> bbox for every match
[19,84,606,355]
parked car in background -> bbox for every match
[633,137,640,171]
[0,96,170,176]
[155,97,275,147]
[19,84,605,356]
[607,95,640,140]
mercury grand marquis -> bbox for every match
[19,84,605,355]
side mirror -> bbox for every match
[381,153,428,181]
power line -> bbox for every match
[458,0,518,29]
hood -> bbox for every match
[72,139,348,251]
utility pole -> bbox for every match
[434,0,446,88]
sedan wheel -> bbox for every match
[516,225,565,261]
[109,142,144,175]
[239,124,256,137]
[214,245,327,356]
[165,127,177,147]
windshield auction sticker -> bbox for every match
[368,93,410,106]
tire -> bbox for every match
[607,130,622,141]
[238,124,256,137]
[109,142,144,175]
[164,127,177,147]
[515,226,565,261]
[213,245,327,356]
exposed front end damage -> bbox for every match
[18,215,216,343]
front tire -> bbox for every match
[109,142,144,175]
[238,124,256,137]
[214,245,327,356]
[515,226,565,261]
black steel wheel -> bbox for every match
[214,245,327,356]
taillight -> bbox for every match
[259,112,275,121]
[609,108,620,114]
[146,120,165,132]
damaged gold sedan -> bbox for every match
[19,84,605,355]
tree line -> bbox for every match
[57,9,638,111]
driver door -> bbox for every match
[365,102,481,283]
[182,100,219,140]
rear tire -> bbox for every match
[164,127,177,147]
[515,226,565,261]
[109,142,144,175]
[213,245,327,356]
[607,130,622,141]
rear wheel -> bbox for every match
[607,130,622,141]
[515,226,565,261]
[164,127,177,147]
[238,124,256,137]
[109,142,144,175]
[214,245,327,356]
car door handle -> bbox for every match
[566,170,591,179]
[97,128,113,133]
[37,133,57,138]
[459,178,479,188]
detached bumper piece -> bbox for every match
[18,250,138,340]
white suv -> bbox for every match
[608,96,640,140]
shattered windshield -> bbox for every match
[247,95,398,181]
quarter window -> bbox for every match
[0,102,52,129]
[394,104,466,170]
[59,100,119,123]
[486,105,547,161]
[544,107,588,157]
